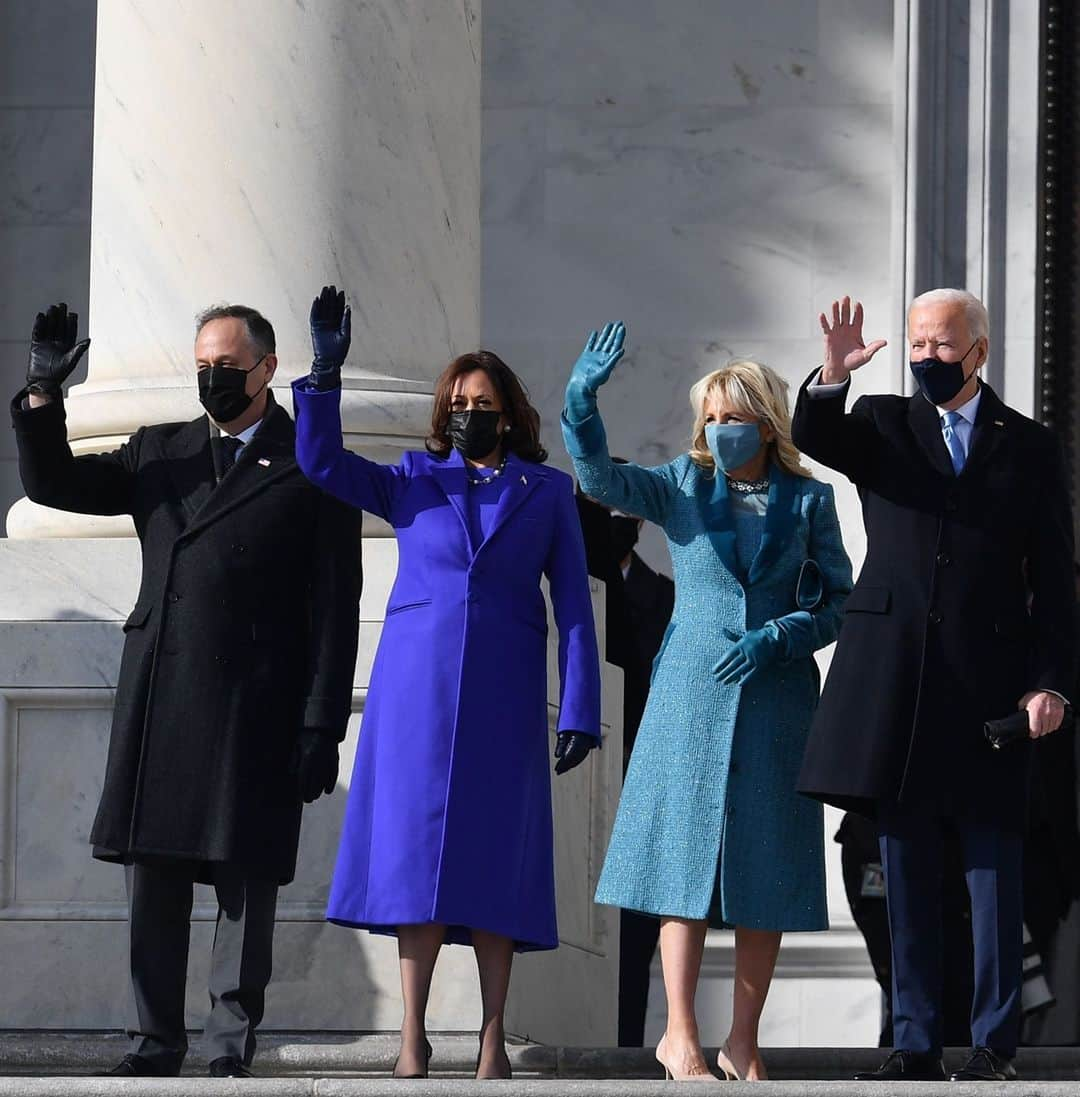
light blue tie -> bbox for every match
[942,411,966,474]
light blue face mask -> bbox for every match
[705,421,763,472]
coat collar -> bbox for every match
[907,382,1009,478]
[694,462,801,585]
[962,382,1010,475]
[427,447,547,557]
[166,394,298,538]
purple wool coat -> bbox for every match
[292,380,602,951]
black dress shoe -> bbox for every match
[853,1050,947,1081]
[209,1056,253,1078]
[951,1047,1018,1081]
[94,1053,170,1077]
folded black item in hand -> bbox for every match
[984,705,1075,750]
[984,712,1031,750]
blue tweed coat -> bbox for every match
[564,414,853,930]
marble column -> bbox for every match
[7,0,480,537]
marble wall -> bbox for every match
[0,0,96,525]
[481,0,897,1045]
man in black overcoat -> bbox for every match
[792,290,1075,1082]
[12,303,362,1078]
[576,482,675,1046]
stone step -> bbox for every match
[4,1033,1080,1088]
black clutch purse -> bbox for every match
[983,712,1031,750]
[984,706,1075,750]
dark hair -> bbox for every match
[426,350,548,463]
[195,304,276,359]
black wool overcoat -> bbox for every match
[12,391,362,882]
[791,374,1075,828]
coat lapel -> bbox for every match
[162,416,217,521]
[476,453,543,555]
[961,384,1009,476]
[695,465,739,576]
[747,468,799,585]
[427,447,472,548]
[180,400,298,539]
[907,392,956,478]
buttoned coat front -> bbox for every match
[792,376,1076,828]
[292,382,601,952]
[564,414,853,930]
[11,392,362,884]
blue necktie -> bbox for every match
[942,411,966,474]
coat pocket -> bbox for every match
[843,585,891,614]
[122,603,152,632]
[385,597,433,618]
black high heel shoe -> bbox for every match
[392,1038,433,1079]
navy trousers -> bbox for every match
[878,803,1023,1058]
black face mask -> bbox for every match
[198,357,267,423]
[610,515,640,561]
[448,410,503,460]
[909,342,979,406]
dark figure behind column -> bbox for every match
[12,302,362,1078]
[576,471,675,1047]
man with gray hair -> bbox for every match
[11,302,362,1078]
[792,291,1075,1082]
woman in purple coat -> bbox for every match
[292,287,602,1080]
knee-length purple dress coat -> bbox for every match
[292,380,602,951]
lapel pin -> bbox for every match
[521,475,528,486]
[994,420,1004,427]
[258,458,271,467]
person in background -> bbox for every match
[564,322,853,1082]
[292,286,601,1081]
[575,469,675,1047]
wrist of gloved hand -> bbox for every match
[564,380,598,424]
[309,360,343,391]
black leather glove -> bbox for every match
[554,731,595,775]
[291,729,340,802]
[27,302,91,398]
[309,284,351,390]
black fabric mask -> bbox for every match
[610,515,640,561]
[909,342,978,406]
[448,410,503,460]
[198,357,267,423]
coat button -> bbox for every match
[929,610,944,625]
[467,592,478,604]
[729,762,739,776]
[233,543,246,553]
[167,592,180,603]
[936,552,951,566]
[945,498,958,513]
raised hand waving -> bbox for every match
[565,321,626,423]
[819,297,887,385]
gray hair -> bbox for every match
[195,304,276,359]
[908,288,989,342]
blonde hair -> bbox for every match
[688,359,811,478]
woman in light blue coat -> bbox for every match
[563,324,853,1082]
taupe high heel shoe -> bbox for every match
[717,1042,766,1082]
[655,1035,716,1082]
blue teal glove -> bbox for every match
[564,322,626,423]
[309,284,351,390]
[712,624,786,686]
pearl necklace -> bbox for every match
[467,456,508,485]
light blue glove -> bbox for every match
[564,322,626,423]
[712,624,786,686]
